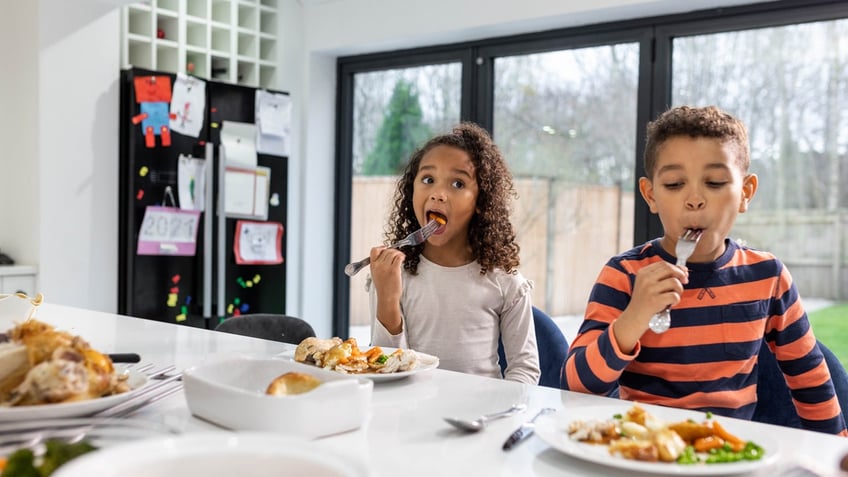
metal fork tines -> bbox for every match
[344,219,441,277]
[648,228,703,334]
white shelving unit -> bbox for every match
[121,0,278,88]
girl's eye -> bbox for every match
[451,180,465,189]
[421,176,434,185]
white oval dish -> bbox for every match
[182,356,373,438]
[52,432,369,477]
[275,346,440,383]
[0,368,149,422]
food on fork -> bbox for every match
[0,319,131,406]
[567,404,764,464]
[428,211,447,225]
[265,372,322,396]
[293,337,420,374]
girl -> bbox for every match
[367,122,540,384]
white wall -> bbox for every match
[0,0,773,337]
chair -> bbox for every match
[214,313,316,345]
[752,339,848,429]
[498,306,570,389]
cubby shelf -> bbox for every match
[121,0,278,88]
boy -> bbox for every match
[562,105,847,435]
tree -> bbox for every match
[361,80,431,175]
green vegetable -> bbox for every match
[704,441,764,464]
[1,440,97,477]
[376,355,389,364]
[705,411,713,419]
[1,448,39,477]
[39,440,97,476]
[612,413,622,419]
[676,445,701,465]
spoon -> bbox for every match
[444,403,527,432]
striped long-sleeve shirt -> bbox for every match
[563,238,847,436]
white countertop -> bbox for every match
[16,303,848,477]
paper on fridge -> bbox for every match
[178,154,207,211]
[169,74,206,137]
[224,164,270,220]
[255,90,291,156]
[234,220,284,265]
[221,121,258,166]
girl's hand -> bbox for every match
[369,246,405,334]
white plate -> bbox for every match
[0,368,149,422]
[535,404,779,476]
[52,432,369,477]
[277,346,439,382]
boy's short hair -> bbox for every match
[643,105,750,178]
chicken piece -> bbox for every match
[322,340,355,369]
[8,358,89,405]
[81,348,117,397]
[294,337,342,364]
[668,420,714,442]
[654,428,687,462]
[378,349,419,373]
[609,438,659,462]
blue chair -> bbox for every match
[752,339,848,429]
[498,306,569,389]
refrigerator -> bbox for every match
[118,67,289,329]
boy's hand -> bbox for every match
[369,246,405,334]
[612,261,689,353]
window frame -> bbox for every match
[333,0,848,337]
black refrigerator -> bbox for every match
[118,67,288,329]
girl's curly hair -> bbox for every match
[385,122,521,276]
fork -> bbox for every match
[344,219,441,277]
[647,228,703,333]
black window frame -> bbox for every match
[333,0,847,337]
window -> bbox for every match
[493,44,639,316]
[335,1,848,340]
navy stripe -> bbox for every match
[636,340,761,365]
[799,415,846,434]
[620,368,755,399]
[568,347,614,394]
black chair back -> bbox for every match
[215,313,316,345]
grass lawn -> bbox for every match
[808,302,848,370]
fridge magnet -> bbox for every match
[169,74,206,138]
[234,220,283,265]
[137,205,201,256]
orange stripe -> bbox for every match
[585,342,620,383]
[623,385,757,410]
[794,395,842,421]
[629,359,754,382]
[785,359,830,389]
[563,358,589,393]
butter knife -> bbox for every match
[502,407,555,451]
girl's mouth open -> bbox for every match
[427,211,447,234]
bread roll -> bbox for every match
[265,372,321,396]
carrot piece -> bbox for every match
[693,435,725,452]
[711,421,746,452]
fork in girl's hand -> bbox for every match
[344,219,442,277]
[647,228,703,333]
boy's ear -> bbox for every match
[638,177,658,214]
[739,173,758,213]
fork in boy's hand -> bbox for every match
[647,228,703,333]
[344,219,442,277]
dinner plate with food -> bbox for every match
[0,318,150,421]
[535,403,778,475]
[277,337,439,382]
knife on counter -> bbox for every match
[108,353,141,363]
[502,407,555,451]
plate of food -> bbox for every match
[534,403,778,475]
[277,337,439,382]
[52,432,369,477]
[0,318,151,422]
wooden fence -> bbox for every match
[348,178,847,326]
